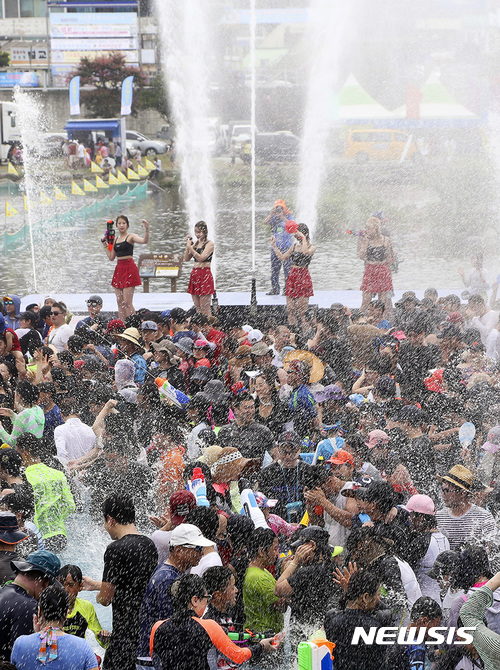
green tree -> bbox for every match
[140,73,170,119]
[69,53,147,118]
[0,52,10,67]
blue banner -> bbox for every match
[121,75,134,116]
[69,75,80,115]
[0,72,38,88]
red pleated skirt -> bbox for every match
[285,266,314,298]
[360,263,393,293]
[187,266,215,296]
[111,258,142,289]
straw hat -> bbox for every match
[437,464,475,492]
[116,327,144,349]
[283,349,324,383]
[211,447,261,484]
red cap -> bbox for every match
[106,319,125,334]
[195,358,211,368]
[285,219,299,234]
[168,490,197,526]
[328,449,355,466]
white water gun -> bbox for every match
[187,467,210,507]
[238,479,268,529]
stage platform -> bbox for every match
[22,288,459,318]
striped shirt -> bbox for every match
[460,585,500,670]
[436,504,495,550]
[0,405,45,447]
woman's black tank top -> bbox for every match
[114,235,134,258]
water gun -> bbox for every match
[154,377,189,409]
[228,631,266,644]
[345,229,366,236]
[239,479,268,529]
[104,219,115,251]
[298,639,335,670]
[187,467,210,507]
[459,421,475,448]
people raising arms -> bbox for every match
[102,215,149,321]
[271,223,315,333]
[184,221,215,316]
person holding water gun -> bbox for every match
[149,573,279,670]
[101,214,149,321]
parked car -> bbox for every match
[240,131,300,163]
[125,130,167,157]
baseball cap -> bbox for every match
[169,523,213,548]
[314,385,347,404]
[0,511,27,544]
[254,492,278,508]
[328,449,355,466]
[247,329,263,345]
[403,494,435,515]
[141,321,158,331]
[427,550,460,579]
[105,319,125,334]
[252,341,271,356]
[277,430,301,450]
[482,426,500,453]
[291,525,331,549]
[160,309,172,319]
[366,429,389,449]
[169,491,197,526]
[0,447,23,476]
[11,550,61,581]
[193,339,210,349]
[191,366,213,382]
[86,295,103,305]
[446,311,464,325]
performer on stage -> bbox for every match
[102,214,149,320]
[184,221,215,315]
[271,223,315,333]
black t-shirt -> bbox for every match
[218,421,275,461]
[257,460,316,519]
[102,534,157,643]
[325,608,387,670]
[255,400,291,439]
[402,435,437,496]
[0,550,17,586]
[288,562,338,624]
[0,582,38,660]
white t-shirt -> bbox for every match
[324,483,351,548]
[416,531,450,604]
[47,324,73,352]
[471,310,499,346]
[150,529,172,565]
[54,417,95,464]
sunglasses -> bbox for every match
[3,300,13,305]
[51,312,61,316]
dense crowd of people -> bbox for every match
[3,256,500,670]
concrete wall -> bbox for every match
[0,88,166,136]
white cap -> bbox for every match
[169,523,213,548]
[242,324,252,333]
[247,329,263,345]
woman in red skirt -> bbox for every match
[357,216,394,315]
[184,221,215,315]
[102,214,149,320]
[271,222,315,333]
